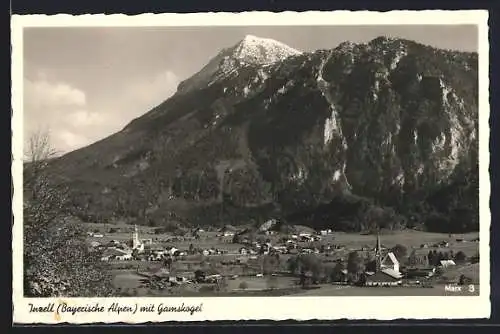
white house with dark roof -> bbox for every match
[439,259,456,268]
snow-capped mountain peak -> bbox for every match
[232,35,302,64]
[177,35,302,94]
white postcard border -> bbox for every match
[11,10,491,323]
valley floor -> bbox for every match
[86,222,481,297]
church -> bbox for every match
[131,225,152,253]
[365,233,404,287]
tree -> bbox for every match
[408,249,418,267]
[347,251,365,283]
[23,130,113,297]
[390,244,408,263]
[449,250,455,261]
[299,270,313,288]
[287,254,323,282]
[365,258,377,272]
[132,248,139,259]
[330,261,346,282]
[216,277,228,292]
[437,251,445,263]
[239,281,249,290]
[262,254,280,275]
[454,251,467,264]
[194,270,206,283]
[427,250,434,266]
[356,272,367,287]
[266,275,278,290]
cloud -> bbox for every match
[124,70,179,111]
[23,78,105,154]
[23,70,180,154]
[25,79,86,108]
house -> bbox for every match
[100,248,131,261]
[93,233,104,238]
[301,248,312,254]
[408,254,429,267]
[166,246,179,256]
[437,241,449,247]
[201,249,210,256]
[260,243,272,255]
[205,273,222,283]
[90,241,101,248]
[239,247,248,255]
[142,238,153,245]
[168,276,190,285]
[336,269,349,283]
[439,259,456,268]
[236,257,249,264]
[116,253,133,261]
[173,250,187,257]
[300,235,314,242]
[273,246,287,254]
[405,267,436,279]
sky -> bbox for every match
[23,25,478,154]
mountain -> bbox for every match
[177,35,302,94]
[45,36,479,233]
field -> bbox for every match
[321,230,479,255]
[111,267,480,297]
[295,284,480,296]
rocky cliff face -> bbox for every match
[48,36,479,232]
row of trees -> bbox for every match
[426,249,467,266]
[285,242,468,288]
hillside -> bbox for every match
[43,36,479,232]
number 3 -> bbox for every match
[468,284,475,293]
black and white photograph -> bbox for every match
[12,11,490,322]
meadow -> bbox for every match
[295,284,480,296]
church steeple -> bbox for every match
[132,224,140,249]
[375,232,382,271]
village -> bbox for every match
[85,219,480,297]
